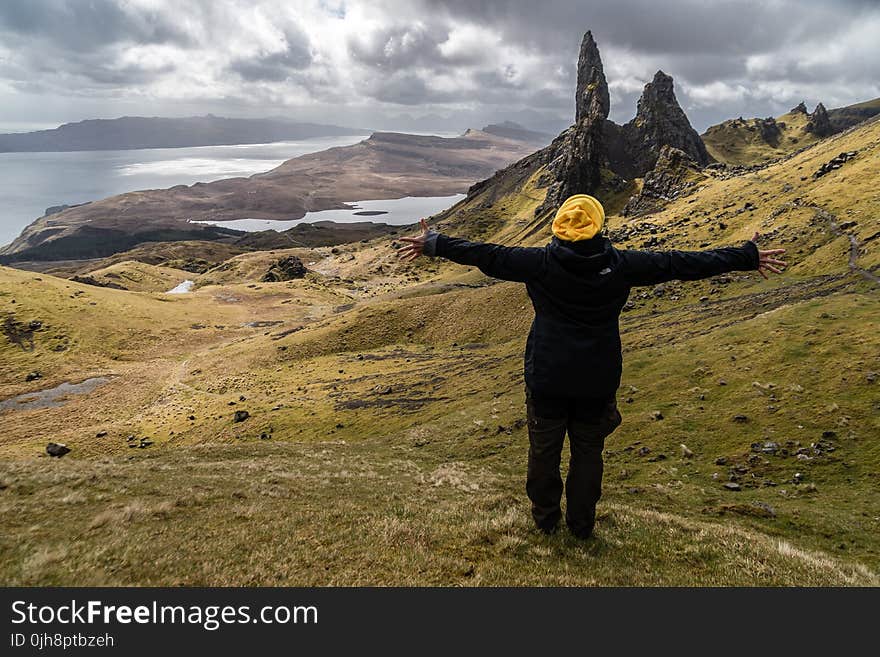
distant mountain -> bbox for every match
[479,121,553,145]
[0,115,369,152]
[0,130,536,263]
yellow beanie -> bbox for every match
[551,194,605,242]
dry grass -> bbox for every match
[1,115,879,586]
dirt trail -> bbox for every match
[810,205,880,285]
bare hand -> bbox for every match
[397,218,430,262]
[751,231,787,279]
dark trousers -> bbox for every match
[525,388,622,537]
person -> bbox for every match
[396,194,787,539]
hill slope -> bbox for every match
[1,108,878,585]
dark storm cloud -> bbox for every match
[0,0,193,52]
[0,0,877,133]
[419,0,861,56]
[372,0,880,129]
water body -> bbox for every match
[189,194,467,232]
[0,135,370,248]
[0,377,111,412]
[166,280,194,294]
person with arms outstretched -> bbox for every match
[397,195,787,538]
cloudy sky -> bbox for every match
[0,0,878,134]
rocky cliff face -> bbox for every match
[619,71,711,176]
[806,102,833,137]
[621,145,704,217]
[537,31,610,214]
[575,31,611,124]
[533,34,712,216]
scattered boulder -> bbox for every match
[650,410,664,421]
[680,443,694,459]
[46,442,70,457]
[69,274,126,290]
[25,371,42,382]
[813,151,857,178]
[723,482,742,492]
[233,410,250,423]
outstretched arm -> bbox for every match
[619,232,787,287]
[396,218,545,283]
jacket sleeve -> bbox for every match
[619,241,760,287]
[423,231,545,283]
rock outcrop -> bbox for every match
[813,150,858,179]
[790,101,808,114]
[805,102,833,137]
[755,117,782,146]
[622,146,704,217]
[537,31,610,214]
[619,71,711,176]
[261,256,308,282]
[493,31,713,218]
[70,274,126,290]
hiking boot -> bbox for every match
[536,521,559,536]
[567,507,596,540]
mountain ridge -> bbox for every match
[0,114,369,153]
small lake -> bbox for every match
[0,377,111,412]
[189,194,467,232]
[166,280,194,294]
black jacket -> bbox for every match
[424,232,760,399]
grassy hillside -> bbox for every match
[702,110,817,165]
[702,98,880,166]
[0,115,878,586]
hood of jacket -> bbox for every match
[547,236,615,276]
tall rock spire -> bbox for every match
[575,31,610,124]
[537,31,610,215]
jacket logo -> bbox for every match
[599,267,611,275]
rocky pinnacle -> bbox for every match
[622,70,711,175]
[537,31,610,214]
[575,30,610,124]
[805,102,833,137]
